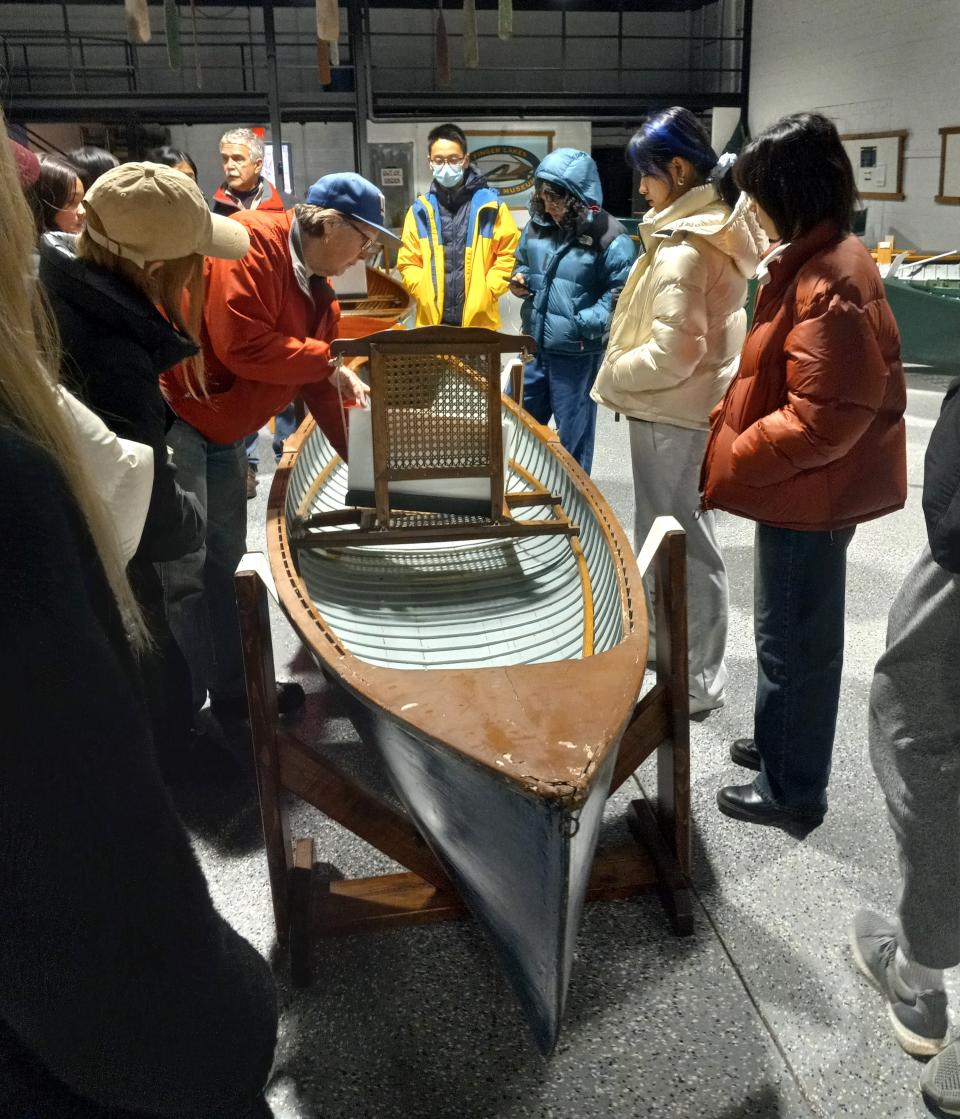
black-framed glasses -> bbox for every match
[429,156,465,168]
[342,217,375,255]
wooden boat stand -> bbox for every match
[235,519,692,987]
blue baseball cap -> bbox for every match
[304,172,400,243]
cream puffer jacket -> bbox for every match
[591,185,765,430]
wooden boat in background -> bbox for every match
[336,264,413,340]
[265,399,648,1053]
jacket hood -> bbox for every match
[534,148,602,207]
[641,185,767,279]
[39,232,198,373]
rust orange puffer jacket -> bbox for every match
[700,222,906,531]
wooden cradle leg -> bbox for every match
[604,524,693,935]
[235,570,295,947]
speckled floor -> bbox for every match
[178,369,956,1119]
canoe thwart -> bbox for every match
[289,512,579,550]
[504,489,562,508]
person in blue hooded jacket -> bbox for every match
[508,148,636,473]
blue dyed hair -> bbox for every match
[626,106,737,208]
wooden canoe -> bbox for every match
[336,265,413,340]
[266,400,648,1053]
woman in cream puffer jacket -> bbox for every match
[592,106,765,715]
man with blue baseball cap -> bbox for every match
[160,171,400,730]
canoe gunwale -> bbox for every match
[267,399,648,805]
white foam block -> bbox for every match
[347,407,515,505]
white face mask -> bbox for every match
[432,162,465,189]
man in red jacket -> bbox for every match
[161,172,399,727]
[209,127,295,217]
[209,127,299,495]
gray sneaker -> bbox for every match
[922,1040,960,1115]
[850,909,948,1057]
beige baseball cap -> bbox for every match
[83,162,249,268]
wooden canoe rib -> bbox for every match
[264,397,649,1053]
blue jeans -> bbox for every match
[752,522,856,814]
[160,419,247,711]
[272,403,298,460]
[520,351,603,473]
[245,405,298,468]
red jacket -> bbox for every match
[161,208,348,457]
[701,223,906,531]
[208,177,295,216]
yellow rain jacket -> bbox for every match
[398,182,519,329]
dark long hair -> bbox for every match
[626,106,737,208]
[529,179,592,241]
[67,146,119,192]
[146,145,198,180]
[734,113,856,240]
[31,155,81,236]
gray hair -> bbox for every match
[219,128,263,163]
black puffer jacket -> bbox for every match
[0,428,277,1117]
[923,377,960,572]
[39,233,203,562]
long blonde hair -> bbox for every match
[0,114,149,647]
[76,212,207,397]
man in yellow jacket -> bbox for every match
[398,123,519,328]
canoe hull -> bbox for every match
[884,276,960,367]
[372,706,620,1053]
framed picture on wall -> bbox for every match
[464,130,554,208]
[935,127,960,205]
[839,130,907,201]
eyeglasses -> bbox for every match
[429,156,465,168]
[342,217,375,255]
[537,184,568,203]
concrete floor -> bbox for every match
[179,369,956,1119]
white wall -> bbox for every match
[169,118,589,211]
[168,122,355,200]
[749,0,960,249]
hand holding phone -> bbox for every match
[508,273,530,298]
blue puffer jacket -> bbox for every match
[514,148,636,355]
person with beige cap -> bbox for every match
[38,161,251,779]
[0,121,277,1119]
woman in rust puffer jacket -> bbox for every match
[701,112,907,830]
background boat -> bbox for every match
[876,249,960,368]
[336,264,413,340]
[267,400,648,1052]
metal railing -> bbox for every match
[0,0,745,120]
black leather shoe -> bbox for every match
[210,681,306,722]
[730,737,761,770]
[716,783,824,832]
